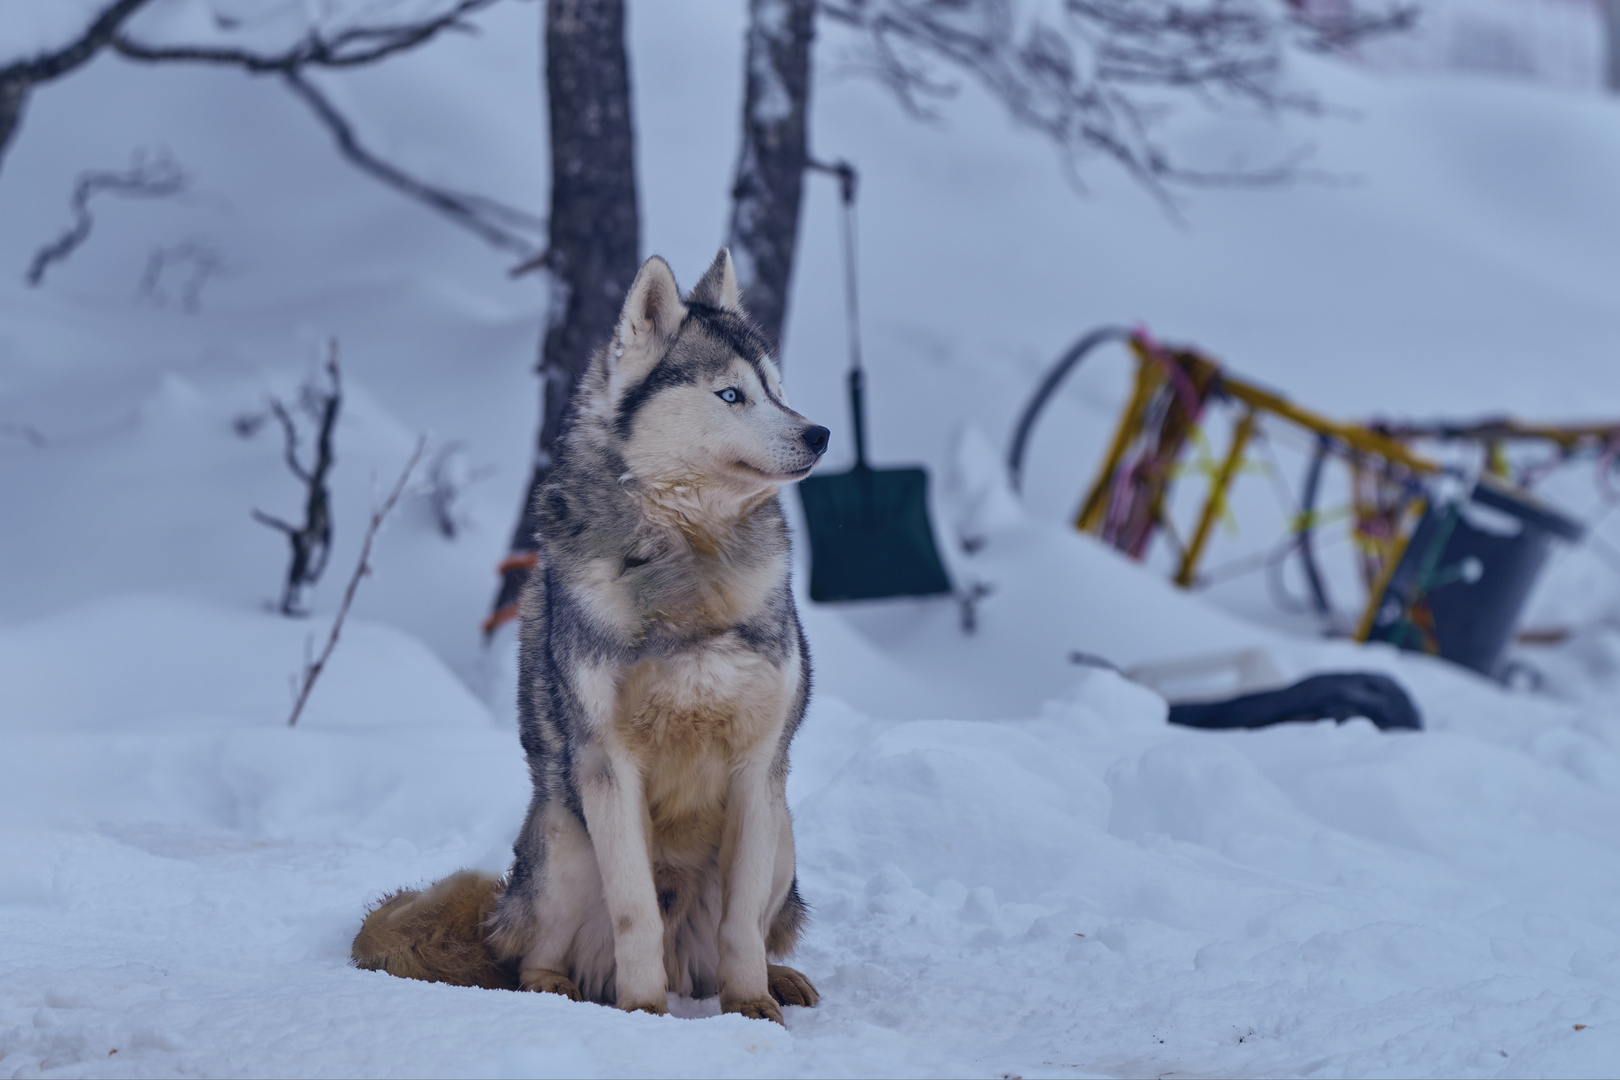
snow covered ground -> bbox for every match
[4,2,1620,1076]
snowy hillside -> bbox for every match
[4,1,1620,1076]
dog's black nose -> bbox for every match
[801,425,830,455]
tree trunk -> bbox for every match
[488,0,640,630]
[726,0,816,356]
[1605,0,1620,91]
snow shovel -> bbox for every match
[797,162,951,603]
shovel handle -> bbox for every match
[809,157,869,470]
[849,368,868,470]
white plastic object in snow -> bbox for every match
[1125,648,1287,704]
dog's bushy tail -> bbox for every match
[351,870,519,991]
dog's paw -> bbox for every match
[767,964,819,1008]
[520,967,582,1001]
[620,999,669,1017]
[724,996,785,1025]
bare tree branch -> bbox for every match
[110,0,501,72]
[4,1,543,255]
[26,150,186,285]
[1,0,154,81]
[107,2,545,257]
[0,0,158,176]
[251,508,299,535]
[288,434,427,727]
[252,343,343,616]
[820,0,1414,201]
[280,68,543,255]
[1292,4,1418,53]
[267,397,314,483]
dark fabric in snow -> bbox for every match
[1167,673,1422,732]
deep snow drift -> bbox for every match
[4,2,1620,1077]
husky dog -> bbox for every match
[353,250,827,1024]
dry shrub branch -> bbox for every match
[251,342,342,616]
[288,435,427,727]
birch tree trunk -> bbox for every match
[726,0,816,356]
[489,0,640,628]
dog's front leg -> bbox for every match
[578,730,667,1014]
[717,754,785,1022]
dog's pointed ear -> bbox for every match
[611,256,686,384]
[688,247,742,313]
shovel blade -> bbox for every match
[798,466,953,602]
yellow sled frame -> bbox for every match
[1076,337,1620,641]
[1075,337,1439,640]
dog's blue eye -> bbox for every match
[717,387,742,404]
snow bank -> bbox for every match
[7,592,1620,1076]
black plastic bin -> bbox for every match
[1364,479,1584,679]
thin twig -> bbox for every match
[26,151,186,285]
[251,508,298,535]
[288,435,427,727]
[266,397,311,482]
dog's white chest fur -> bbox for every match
[614,636,790,855]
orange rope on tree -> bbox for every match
[497,552,539,575]
[480,552,540,635]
